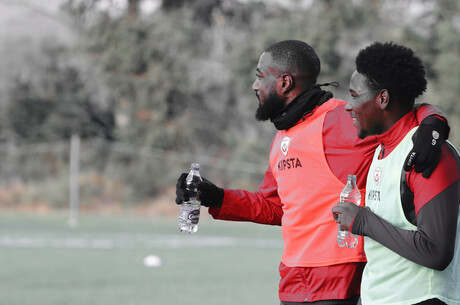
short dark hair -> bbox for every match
[355,42,427,106]
[265,40,321,84]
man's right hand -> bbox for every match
[175,173,224,208]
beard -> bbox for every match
[255,92,285,121]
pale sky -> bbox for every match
[0,0,72,42]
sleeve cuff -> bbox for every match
[208,189,229,218]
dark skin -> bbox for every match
[345,71,408,139]
[252,52,305,112]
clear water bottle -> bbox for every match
[178,163,202,234]
[337,174,361,248]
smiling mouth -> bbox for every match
[350,114,357,125]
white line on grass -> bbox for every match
[0,233,283,250]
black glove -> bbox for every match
[332,202,361,232]
[196,177,224,208]
[175,173,224,208]
[403,116,448,178]
[175,173,192,204]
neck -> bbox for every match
[381,101,413,134]
[285,85,314,106]
[270,85,332,130]
[375,110,417,158]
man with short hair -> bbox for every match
[176,40,448,304]
[333,42,460,305]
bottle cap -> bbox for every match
[347,174,357,181]
[190,163,200,170]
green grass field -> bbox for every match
[0,212,283,305]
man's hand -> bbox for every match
[196,177,224,208]
[404,116,448,178]
[175,173,224,208]
[175,173,191,204]
[332,202,361,231]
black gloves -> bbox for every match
[175,173,193,204]
[175,173,224,208]
[404,116,449,178]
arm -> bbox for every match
[333,143,460,270]
[352,143,460,270]
[208,165,283,225]
[352,180,459,270]
[414,102,449,127]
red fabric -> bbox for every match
[279,262,364,302]
[374,110,460,216]
[208,102,444,302]
[322,104,377,190]
[411,145,460,215]
[209,165,283,225]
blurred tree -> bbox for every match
[161,0,189,11]
[430,0,460,147]
[399,0,460,146]
[7,43,115,143]
[431,1,460,110]
[64,0,252,153]
[127,0,141,19]
[8,82,57,142]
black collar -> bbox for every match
[270,86,333,130]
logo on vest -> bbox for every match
[280,137,291,156]
[278,158,302,171]
[374,167,382,185]
[368,190,381,202]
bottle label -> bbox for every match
[187,210,200,224]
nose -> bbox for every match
[252,78,259,91]
[345,101,353,112]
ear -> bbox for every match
[279,74,294,94]
[379,89,390,110]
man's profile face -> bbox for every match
[252,52,285,121]
[346,71,383,139]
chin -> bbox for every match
[254,115,269,122]
[357,130,367,139]
[254,109,269,121]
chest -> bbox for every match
[365,127,418,229]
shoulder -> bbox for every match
[323,102,348,127]
[432,142,460,184]
[408,142,460,214]
[324,98,347,109]
[323,102,360,143]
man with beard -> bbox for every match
[332,42,460,305]
[175,40,449,304]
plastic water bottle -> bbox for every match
[178,163,202,234]
[337,174,361,248]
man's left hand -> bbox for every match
[332,202,360,231]
[404,116,448,178]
